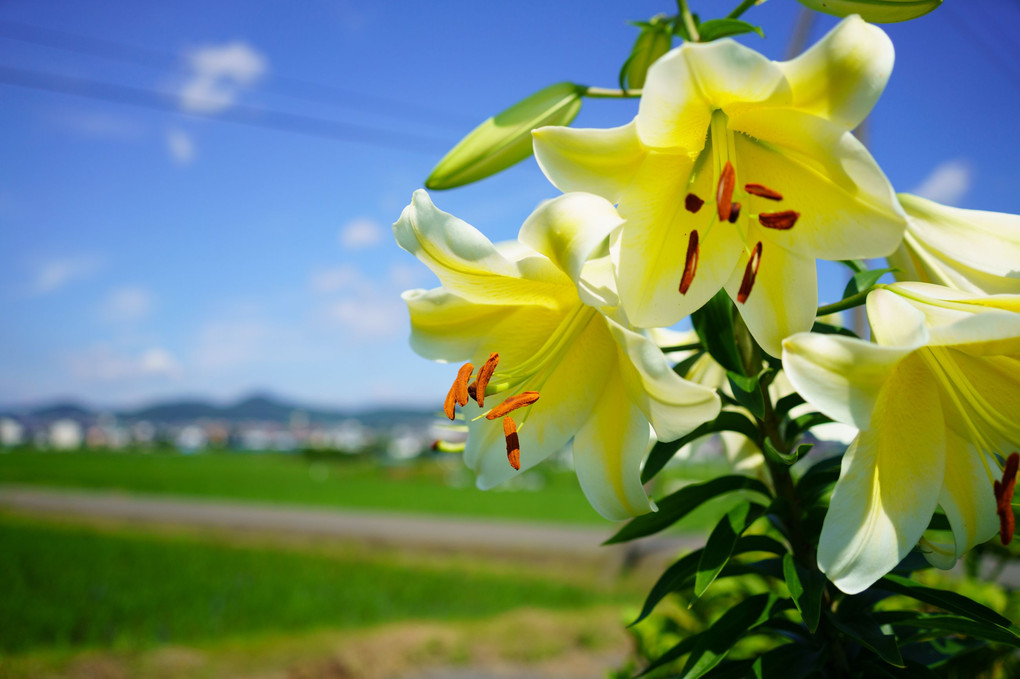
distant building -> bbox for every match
[176,425,207,452]
[0,418,23,447]
[50,419,83,450]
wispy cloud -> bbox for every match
[309,264,364,294]
[166,128,196,164]
[911,160,972,206]
[101,286,155,323]
[179,41,267,114]
[70,345,182,382]
[52,110,146,140]
[339,217,384,250]
[30,255,104,296]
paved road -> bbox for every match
[0,484,699,561]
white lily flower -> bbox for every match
[395,190,721,520]
[532,15,906,357]
[888,193,1020,295]
[782,282,1020,593]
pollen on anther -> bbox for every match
[444,362,474,419]
[727,202,741,224]
[745,183,783,201]
[504,416,521,471]
[758,211,799,230]
[995,452,1019,545]
[737,242,763,304]
[716,161,735,222]
[486,391,540,420]
[474,353,499,407]
[685,193,704,213]
[679,230,699,295]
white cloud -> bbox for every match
[53,111,145,140]
[102,286,155,323]
[31,255,104,295]
[911,160,972,206]
[309,264,363,293]
[179,42,267,114]
[70,345,181,382]
[324,297,405,339]
[339,217,383,250]
[166,129,195,164]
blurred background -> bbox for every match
[2,1,1020,677]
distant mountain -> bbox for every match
[13,393,433,428]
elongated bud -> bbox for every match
[619,17,672,91]
[425,83,584,190]
[504,416,521,471]
[795,0,942,23]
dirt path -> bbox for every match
[0,484,699,562]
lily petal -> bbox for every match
[394,189,568,304]
[818,352,946,594]
[572,365,656,520]
[605,317,721,442]
[532,121,647,203]
[782,332,913,429]
[724,236,818,358]
[896,194,1020,295]
[778,15,895,130]
[866,288,931,347]
[936,428,999,566]
[613,150,744,327]
[729,109,905,260]
[637,41,789,150]
[519,192,624,285]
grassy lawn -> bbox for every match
[0,513,631,655]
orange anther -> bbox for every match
[474,353,499,407]
[685,193,704,213]
[716,161,735,222]
[679,230,699,295]
[995,452,1019,545]
[728,202,741,224]
[444,362,474,419]
[736,242,763,304]
[504,416,521,471]
[744,183,783,201]
[486,391,540,420]
[758,211,800,230]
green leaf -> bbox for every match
[672,349,707,379]
[641,411,759,483]
[773,392,805,422]
[877,574,1018,632]
[811,320,859,338]
[691,290,744,374]
[619,19,672,91]
[696,18,764,41]
[873,611,1020,647]
[726,370,764,419]
[425,82,583,190]
[749,644,825,679]
[782,553,824,633]
[693,502,766,600]
[762,438,802,466]
[604,475,771,544]
[843,267,896,298]
[677,593,779,679]
[794,0,942,24]
[795,454,842,504]
[828,612,905,667]
[784,411,832,440]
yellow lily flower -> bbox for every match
[395,190,720,520]
[782,282,1020,593]
[888,193,1020,295]
[533,16,906,356]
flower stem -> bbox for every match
[658,341,702,353]
[727,0,759,19]
[677,0,701,42]
[817,289,870,317]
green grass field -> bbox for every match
[0,513,628,654]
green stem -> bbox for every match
[658,342,702,353]
[817,289,870,317]
[727,0,759,19]
[582,86,642,99]
[677,0,701,41]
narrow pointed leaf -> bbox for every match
[605,475,771,544]
[795,0,942,23]
[795,453,842,503]
[783,553,824,633]
[692,290,744,374]
[774,392,805,422]
[877,574,1018,632]
[696,18,764,41]
[762,438,800,466]
[828,612,905,667]
[727,371,764,419]
[693,502,766,600]
[677,593,778,679]
[843,267,896,298]
[642,411,759,483]
[873,611,1020,647]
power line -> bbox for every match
[0,19,476,129]
[0,64,452,154]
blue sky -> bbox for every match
[2,0,1019,410]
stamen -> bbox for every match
[444,362,474,419]
[737,242,763,304]
[744,183,783,201]
[504,416,521,471]
[474,353,499,407]
[467,381,477,402]
[995,452,1019,545]
[679,230,699,295]
[685,193,704,213]
[758,211,800,230]
[716,161,735,222]
[486,391,541,420]
[727,202,741,224]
